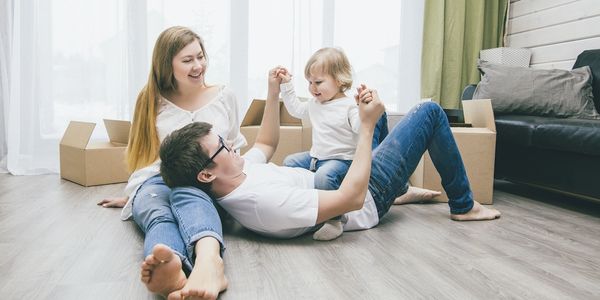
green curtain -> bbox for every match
[421,0,508,109]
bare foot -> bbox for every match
[141,244,187,298]
[394,186,442,205]
[168,256,228,300]
[451,201,501,221]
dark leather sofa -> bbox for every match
[463,49,600,201]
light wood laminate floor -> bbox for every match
[0,174,599,299]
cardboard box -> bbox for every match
[409,99,496,204]
[480,47,531,67]
[60,119,131,186]
[240,99,312,165]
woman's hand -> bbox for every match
[97,196,128,208]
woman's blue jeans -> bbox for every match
[131,174,224,274]
[369,102,474,218]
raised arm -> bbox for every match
[315,86,385,223]
[252,67,284,161]
[278,69,309,119]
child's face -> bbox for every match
[172,40,207,90]
[306,69,344,103]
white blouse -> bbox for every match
[120,85,246,220]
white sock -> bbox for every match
[313,219,343,241]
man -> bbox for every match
[159,67,501,243]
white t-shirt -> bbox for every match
[280,82,360,160]
[120,85,246,220]
[216,148,379,238]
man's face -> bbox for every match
[201,132,244,181]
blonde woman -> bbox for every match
[98,26,243,299]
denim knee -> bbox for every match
[314,160,350,190]
[131,184,173,232]
[170,186,226,257]
[314,171,341,190]
[282,155,295,167]
[283,151,311,168]
[420,101,444,116]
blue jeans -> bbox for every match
[131,174,224,274]
[283,153,351,190]
[283,112,389,190]
[369,102,474,217]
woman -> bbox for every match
[98,26,242,299]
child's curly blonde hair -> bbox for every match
[304,47,353,92]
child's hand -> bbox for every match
[276,67,292,83]
[354,84,369,104]
[355,84,385,128]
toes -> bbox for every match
[144,254,160,266]
[152,244,174,263]
[182,288,206,299]
[167,290,183,300]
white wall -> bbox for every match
[507,0,600,70]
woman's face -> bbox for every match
[172,39,207,90]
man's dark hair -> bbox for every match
[159,122,214,193]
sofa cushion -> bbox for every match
[496,115,600,155]
[473,60,600,119]
[533,118,600,156]
[572,49,600,113]
[495,115,545,147]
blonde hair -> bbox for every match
[304,47,353,92]
[127,26,207,172]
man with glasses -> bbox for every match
[160,67,500,241]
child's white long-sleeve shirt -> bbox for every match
[280,82,360,160]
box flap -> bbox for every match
[462,99,496,132]
[241,99,266,126]
[60,121,96,149]
[104,119,131,145]
[280,103,302,126]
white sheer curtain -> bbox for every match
[0,0,423,175]
[246,0,424,113]
[0,0,11,173]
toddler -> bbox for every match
[276,48,388,240]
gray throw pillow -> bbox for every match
[473,60,600,119]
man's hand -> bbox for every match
[355,84,385,130]
[97,196,128,208]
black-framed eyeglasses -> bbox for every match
[209,135,231,162]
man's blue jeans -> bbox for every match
[369,102,474,218]
[283,112,389,191]
[131,174,224,274]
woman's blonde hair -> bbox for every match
[127,26,207,172]
[304,47,353,92]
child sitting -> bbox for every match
[277,48,441,241]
